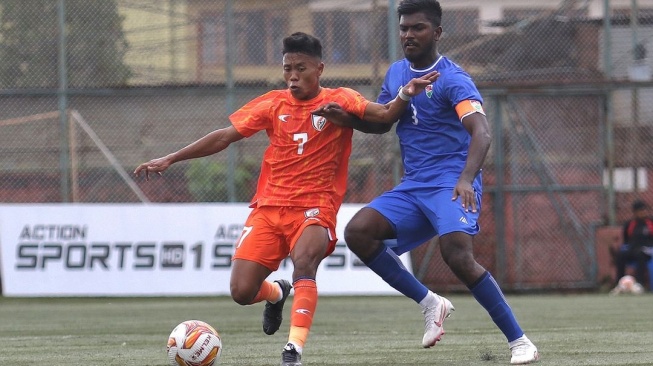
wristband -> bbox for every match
[398,88,411,102]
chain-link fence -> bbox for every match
[2,0,653,290]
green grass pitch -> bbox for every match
[1,293,652,365]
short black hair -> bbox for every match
[632,199,648,211]
[397,0,442,27]
[282,32,323,59]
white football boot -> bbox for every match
[509,335,540,364]
[421,293,455,348]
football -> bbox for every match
[167,320,222,366]
[617,275,644,294]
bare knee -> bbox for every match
[344,209,390,259]
[291,255,320,279]
[440,232,485,285]
[230,282,257,306]
[229,259,271,306]
[443,249,476,272]
[344,224,379,260]
[344,219,367,250]
[290,225,328,279]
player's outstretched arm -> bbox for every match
[311,103,392,134]
[312,71,438,127]
[134,126,244,180]
[362,70,439,124]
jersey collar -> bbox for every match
[409,55,443,73]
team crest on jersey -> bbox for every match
[311,114,327,131]
[304,208,320,218]
[425,84,433,98]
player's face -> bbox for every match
[282,53,324,100]
[399,12,442,68]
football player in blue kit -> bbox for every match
[312,0,539,364]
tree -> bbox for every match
[0,0,131,88]
[185,159,259,203]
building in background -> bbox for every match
[120,0,192,85]
[116,0,653,86]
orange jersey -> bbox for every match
[229,87,370,211]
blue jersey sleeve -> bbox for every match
[377,69,394,105]
[443,70,483,106]
[377,61,407,105]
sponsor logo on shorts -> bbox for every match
[305,208,320,218]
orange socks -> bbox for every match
[288,278,318,351]
[250,280,282,304]
[253,278,318,353]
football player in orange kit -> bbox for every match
[134,32,438,366]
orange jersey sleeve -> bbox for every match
[229,90,279,136]
[229,87,369,211]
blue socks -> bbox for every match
[365,245,524,342]
[364,245,428,303]
[470,271,524,342]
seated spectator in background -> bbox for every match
[611,199,653,293]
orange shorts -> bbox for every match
[232,206,338,271]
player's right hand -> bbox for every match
[134,155,172,181]
[451,179,477,213]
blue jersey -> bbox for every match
[378,56,484,192]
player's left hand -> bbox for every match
[452,179,477,213]
[402,71,440,97]
[311,102,351,126]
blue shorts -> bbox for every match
[368,184,481,255]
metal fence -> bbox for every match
[2,0,653,290]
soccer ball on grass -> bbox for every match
[167,320,222,366]
[616,275,644,295]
